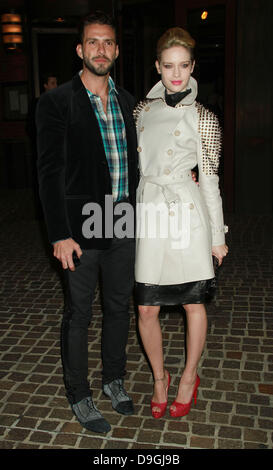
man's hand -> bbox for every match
[191,170,198,184]
[53,238,82,271]
[212,244,228,266]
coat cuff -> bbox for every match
[212,225,228,246]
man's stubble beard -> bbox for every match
[83,56,116,77]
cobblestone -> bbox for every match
[0,189,272,449]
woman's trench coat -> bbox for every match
[134,77,227,285]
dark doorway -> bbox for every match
[32,28,82,97]
[188,5,225,129]
[117,0,175,101]
[175,0,236,213]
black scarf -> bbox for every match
[165,88,192,107]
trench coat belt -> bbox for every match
[139,170,193,207]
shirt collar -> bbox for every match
[79,70,117,97]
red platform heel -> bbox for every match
[151,370,171,419]
[170,375,200,418]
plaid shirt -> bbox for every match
[86,77,129,202]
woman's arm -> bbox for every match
[196,103,228,258]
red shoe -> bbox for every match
[151,370,171,419]
[170,375,200,418]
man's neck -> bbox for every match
[80,68,110,97]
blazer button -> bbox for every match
[137,146,142,152]
[145,106,150,111]
[174,130,181,136]
[164,168,171,175]
[140,126,144,132]
[167,149,173,156]
[189,203,194,209]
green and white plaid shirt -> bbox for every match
[86,77,129,202]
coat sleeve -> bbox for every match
[196,103,227,246]
[36,91,72,243]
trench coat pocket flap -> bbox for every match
[183,200,202,230]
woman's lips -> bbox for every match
[171,81,182,85]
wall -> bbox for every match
[0,0,30,188]
[1,0,273,211]
[0,0,28,141]
[235,0,273,213]
[0,0,113,189]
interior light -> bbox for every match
[201,11,208,20]
[1,11,23,51]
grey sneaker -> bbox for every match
[103,378,134,415]
[71,396,111,433]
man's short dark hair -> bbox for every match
[41,72,57,85]
[78,11,117,44]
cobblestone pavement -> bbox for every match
[0,189,272,450]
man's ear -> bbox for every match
[115,44,119,59]
[155,60,161,75]
[76,43,83,60]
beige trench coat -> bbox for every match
[134,77,227,285]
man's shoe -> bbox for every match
[71,396,111,433]
[103,378,134,415]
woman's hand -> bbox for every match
[212,244,228,266]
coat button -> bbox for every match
[174,130,181,136]
[169,210,175,216]
[164,168,171,175]
[140,126,144,132]
[189,203,194,209]
[145,106,150,111]
[137,146,142,152]
[167,149,173,156]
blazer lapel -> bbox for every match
[116,90,136,163]
[71,73,107,161]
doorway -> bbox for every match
[31,27,81,97]
[175,0,236,213]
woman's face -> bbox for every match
[155,45,195,94]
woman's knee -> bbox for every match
[138,305,160,321]
[183,303,206,315]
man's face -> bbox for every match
[76,23,119,76]
[44,76,57,91]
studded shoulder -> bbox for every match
[133,99,152,126]
[196,102,222,176]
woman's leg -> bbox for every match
[138,305,169,410]
[170,303,207,409]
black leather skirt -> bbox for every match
[135,278,216,306]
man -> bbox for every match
[27,72,58,141]
[41,73,58,92]
[36,12,138,434]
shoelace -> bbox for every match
[111,380,129,400]
[84,397,101,416]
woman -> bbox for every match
[134,27,228,419]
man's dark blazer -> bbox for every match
[36,72,138,249]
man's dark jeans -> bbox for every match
[61,236,135,405]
